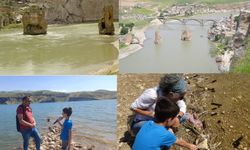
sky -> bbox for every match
[0,76,117,92]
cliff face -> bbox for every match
[30,0,118,24]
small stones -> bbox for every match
[211,112,217,116]
[232,136,243,148]
[28,126,86,150]
[197,139,209,149]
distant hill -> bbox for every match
[0,90,116,104]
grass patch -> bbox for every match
[210,43,227,56]
[2,23,22,29]
[132,7,154,16]
[146,0,249,6]
[231,38,250,73]
[120,19,151,28]
[119,42,128,49]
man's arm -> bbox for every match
[175,139,197,150]
[33,117,36,126]
[133,108,154,118]
[17,114,35,128]
[176,100,186,116]
[130,88,157,117]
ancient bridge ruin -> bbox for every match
[157,16,218,26]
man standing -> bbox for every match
[16,96,41,150]
[130,74,187,134]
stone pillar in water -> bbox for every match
[181,30,192,41]
[22,5,47,35]
[98,5,115,35]
[154,31,161,44]
[0,15,3,29]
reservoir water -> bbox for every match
[0,100,116,150]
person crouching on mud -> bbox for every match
[55,107,73,150]
[130,74,187,134]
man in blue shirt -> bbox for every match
[132,97,197,150]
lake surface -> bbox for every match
[120,12,238,73]
[0,23,118,75]
[0,100,116,150]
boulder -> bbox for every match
[22,5,47,35]
[98,5,115,35]
[233,32,245,48]
[123,33,133,45]
[181,30,192,41]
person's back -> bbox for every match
[132,121,176,150]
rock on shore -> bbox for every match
[28,126,94,150]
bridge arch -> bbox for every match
[158,17,184,24]
[203,19,217,25]
[183,19,203,25]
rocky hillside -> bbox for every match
[1,0,118,24]
[0,90,116,104]
[29,0,118,24]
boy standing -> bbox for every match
[56,107,73,150]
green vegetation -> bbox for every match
[210,43,227,57]
[2,23,22,29]
[231,38,250,73]
[119,22,135,35]
[119,42,127,49]
[147,0,249,6]
[132,7,154,15]
[120,19,151,28]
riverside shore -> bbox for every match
[14,126,94,150]
[119,19,163,59]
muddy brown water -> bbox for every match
[0,23,118,75]
[120,12,239,73]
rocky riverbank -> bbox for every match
[208,10,250,72]
[27,126,93,150]
[117,74,250,150]
[119,19,162,59]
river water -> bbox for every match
[0,100,116,150]
[0,23,118,75]
[120,12,238,73]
